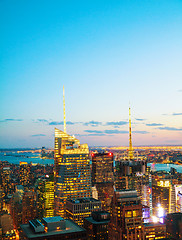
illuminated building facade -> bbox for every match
[91,152,114,212]
[66,198,101,226]
[0,213,16,240]
[1,167,11,196]
[177,192,182,212]
[142,222,166,240]
[152,179,176,215]
[54,128,92,217]
[109,190,143,240]
[84,211,110,240]
[11,191,22,231]
[19,162,30,186]
[37,177,54,218]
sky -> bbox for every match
[0,0,182,148]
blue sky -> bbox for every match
[0,0,182,148]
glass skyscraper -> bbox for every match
[54,128,92,217]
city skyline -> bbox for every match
[1,0,182,148]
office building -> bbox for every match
[22,191,37,224]
[152,179,176,215]
[20,216,87,240]
[66,197,101,226]
[84,211,110,240]
[37,176,54,218]
[165,212,182,240]
[1,167,11,196]
[20,162,30,186]
[109,190,143,240]
[0,213,16,240]
[91,152,114,212]
[142,222,166,240]
[54,128,92,217]
[177,191,182,212]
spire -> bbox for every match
[63,86,66,133]
[129,106,134,160]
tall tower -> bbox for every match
[128,106,134,160]
[54,86,92,217]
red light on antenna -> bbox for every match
[148,188,151,194]
[108,152,112,156]
[91,153,94,157]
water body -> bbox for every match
[147,163,182,173]
[0,151,182,173]
[0,151,54,165]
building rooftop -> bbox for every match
[67,197,100,204]
[21,219,86,239]
[85,216,110,225]
[42,216,64,223]
[143,222,166,227]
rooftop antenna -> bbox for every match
[63,86,66,133]
[129,104,134,160]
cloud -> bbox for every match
[133,131,149,134]
[178,89,182,92]
[36,119,49,123]
[162,112,182,116]
[49,121,63,125]
[84,121,102,126]
[31,134,46,137]
[172,113,182,116]
[104,130,128,134]
[49,121,75,125]
[0,118,23,122]
[135,118,146,121]
[158,127,182,131]
[84,130,103,134]
[75,133,105,137]
[146,123,163,126]
[106,121,128,126]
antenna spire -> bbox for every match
[129,105,134,160]
[63,86,66,133]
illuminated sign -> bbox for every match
[157,180,170,187]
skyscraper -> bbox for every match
[37,176,54,218]
[54,128,92,217]
[19,162,30,187]
[109,190,143,240]
[91,152,114,212]
[54,87,92,217]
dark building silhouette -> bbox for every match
[84,211,110,240]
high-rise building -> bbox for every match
[66,198,101,226]
[11,191,22,231]
[109,190,143,240]
[54,128,92,217]
[165,212,182,240]
[19,162,30,186]
[84,211,110,240]
[152,179,176,215]
[37,176,54,218]
[1,167,11,196]
[22,191,37,224]
[91,152,114,212]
